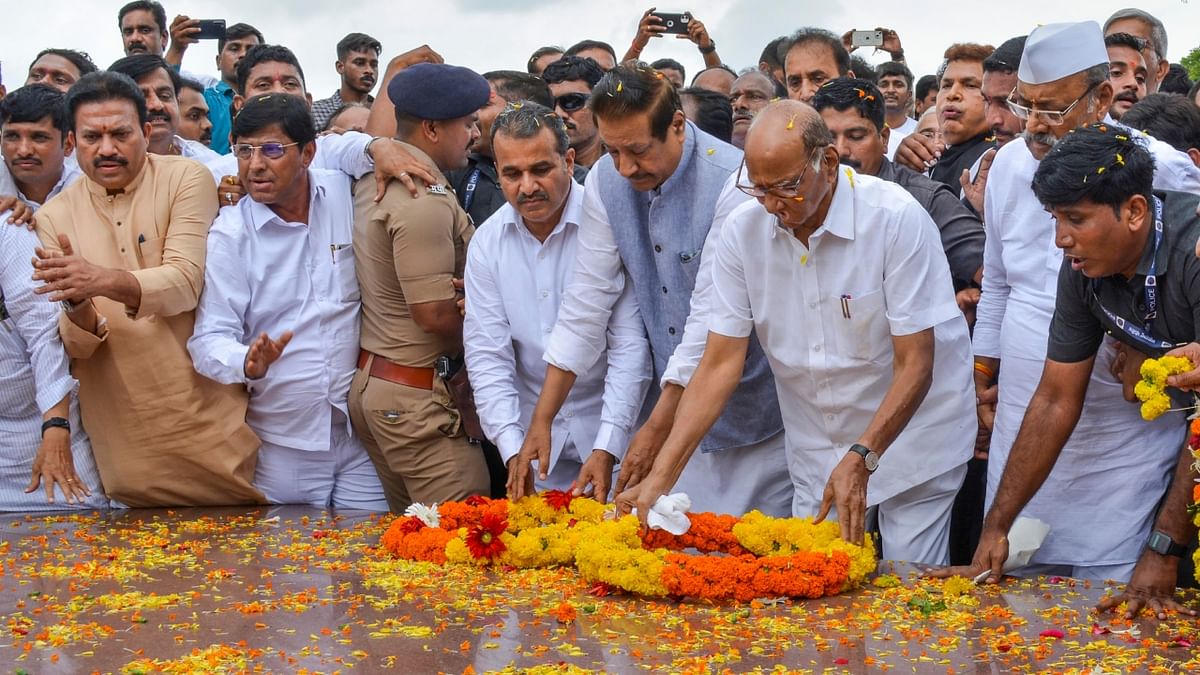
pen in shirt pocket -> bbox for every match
[138,233,146,244]
[840,294,852,319]
[330,243,350,261]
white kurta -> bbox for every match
[708,167,974,510]
[973,126,1200,567]
[886,117,919,160]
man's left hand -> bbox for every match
[814,450,869,543]
[1164,342,1200,391]
[25,426,90,505]
[0,195,36,229]
[1096,551,1197,620]
[369,139,440,201]
[573,450,616,503]
[32,234,110,304]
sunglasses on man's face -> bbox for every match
[554,92,589,113]
[231,141,300,160]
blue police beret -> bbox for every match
[387,63,490,121]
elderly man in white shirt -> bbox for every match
[619,101,975,565]
[948,22,1200,595]
[465,104,651,500]
[188,94,387,510]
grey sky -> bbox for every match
[0,0,1196,97]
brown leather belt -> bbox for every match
[357,349,434,390]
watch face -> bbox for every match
[864,453,880,472]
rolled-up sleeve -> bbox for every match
[314,132,375,180]
[129,161,217,319]
[708,213,755,339]
[187,218,252,385]
[544,170,625,375]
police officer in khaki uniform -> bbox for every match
[350,63,491,511]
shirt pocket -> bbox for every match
[138,236,165,269]
[332,245,360,303]
[677,248,704,288]
[831,288,890,363]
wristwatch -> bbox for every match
[698,40,717,55]
[41,417,70,436]
[1146,530,1188,557]
[848,443,879,473]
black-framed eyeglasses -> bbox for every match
[231,141,300,160]
[735,146,825,199]
[1005,83,1098,126]
[554,92,589,113]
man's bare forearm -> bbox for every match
[530,365,578,427]
[1151,440,1198,544]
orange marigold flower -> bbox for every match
[553,601,577,623]
[465,512,508,560]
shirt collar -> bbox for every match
[773,165,858,241]
[246,169,329,230]
[503,179,583,242]
[214,80,234,96]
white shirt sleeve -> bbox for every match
[882,201,963,335]
[462,236,526,463]
[543,170,626,375]
[187,219,252,385]
[661,174,750,386]
[313,131,376,180]
[707,211,756,339]
[1,225,76,413]
[972,165,1009,359]
[592,276,652,460]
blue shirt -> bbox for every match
[204,80,235,155]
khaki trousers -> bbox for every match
[348,364,489,512]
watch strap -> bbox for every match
[41,417,70,436]
[1148,530,1188,557]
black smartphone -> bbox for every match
[653,11,691,35]
[195,19,226,40]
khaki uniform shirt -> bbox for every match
[352,143,473,367]
[35,155,263,507]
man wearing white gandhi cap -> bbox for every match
[933,20,1200,618]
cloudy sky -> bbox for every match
[1,0,1196,96]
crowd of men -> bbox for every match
[3,1,1200,618]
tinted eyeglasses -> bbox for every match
[554,92,589,113]
[232,141,300,160]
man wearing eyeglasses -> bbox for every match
[188,94,387,510]
[954,21,1200,588]
[618,100,975,565]
[541,57,605,169]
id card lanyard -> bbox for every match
[1092,196,1174,351]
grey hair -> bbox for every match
[490,101,570,156]
[1104,8,1167,59]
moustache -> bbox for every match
[148,111,171,123]
[1114,91,1139,104]
[517,191,550,204]
[1022,130,1058,150]
[360,75,376,85]
[733,110,753,122]
[840,157,863,171]
[93,156,128,168]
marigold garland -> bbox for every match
[1189,418,1200,584]
[381,493,875,601]
[1135,355,1191,421]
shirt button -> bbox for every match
[827,414,835,421]
[654,245,662,253]
[814,344,822,352]
[540,290,549,298]
[544,326,552,333]
[662,286,668,294]
[668,327,676,335]
[809,302,816,308]
[565,411,574,418]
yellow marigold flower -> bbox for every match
[1141,392,1172,421]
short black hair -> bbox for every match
[1120,93,1200,152]
[778,28,851,77]
[1160,63,1193,96]
[1032,123,1155,216]
[915,74,938,101]
[483,70,553,108]
[849,55,876,84]
[876,61,913,89]
[565,39,617,64]
[651,58,686,83]
[29,48,98,78]
[526,45,564,74]
[811,78,886,132]
[690,64,737,86]
[108,54,181,93]
[220,23,265,52]
[0,84,68,136]
[179,77,205,95]
[1105,31,1148,54]
[541,56,604,89]
[759,36,787,70]
[64,71,148,132]
[678,87,732,142]
[589,63,681,142]
[983,35,1027,74]
[236,45,306,96]
[323,101,369,132]
[232,93,316,146]
[336,32,381,60]
[491,101,570,156]
[117,0,166,32]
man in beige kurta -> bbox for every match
[32,72,262,506]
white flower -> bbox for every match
[404,502,440,528]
